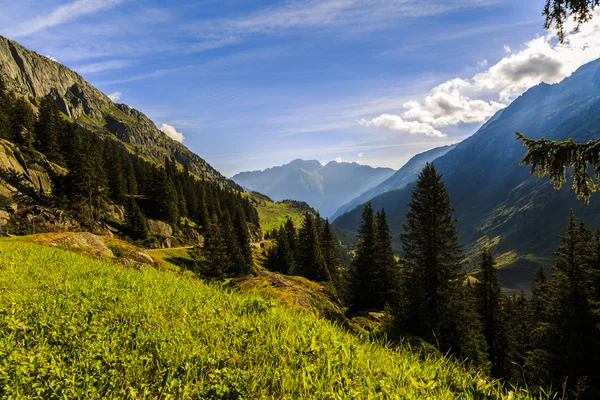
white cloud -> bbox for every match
[8,0,126,38]
[503,44,511,53]
[193,0,497,42]
[44,55,57,62]
[160,123,185,143]
[107,92,122,102]
[359,114,446,137]
[477,59,488,68]
[358,152,364,157]
[334,156,343,163]
[75,60,131,74]
[359,10,600,136]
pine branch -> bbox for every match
[515,132,600,203]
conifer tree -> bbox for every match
[220,210,245,276]
[10,97,35,147]
[267,225,295,274]
[124,198,148,240]
[34,98,62,162]
[474,249,512,379]
[396,163,487,364]
[284,217,297,255]
[349,202,379,311]
[320,218,344,295]
[193,216,228,279]
[373,209,399,309]
[234,211,254,275]
[523,266,551,388]
[296,213,329,282]
[150,168,179,225]
[543,212,599,396]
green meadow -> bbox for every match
[0,240,550,399]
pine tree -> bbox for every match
[296,212,329,282]
[267,225,295,274]
[234,211,253,275]
[193,216,228,279]
[523,266,551,388]
[9,97,35,147]
[373,209,399,309]
[474,249,512,379]
[34,98,62,162]
[349,202,378,311]
[150,168,179,225]
[320,218,344,295]
[124,198,148,240]
[396,163,486,364]
[543,212,599,397]
[220,210,245,276]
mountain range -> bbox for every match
[334,58,600,290]
[0,35,233,188]
[331,144,456,220]
[232,159,395,217]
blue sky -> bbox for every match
[2,0,600,176]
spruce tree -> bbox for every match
[10,97,35,147]
[34,98,61,162]
[396,163,487,364]
[349,202,378,311]
[523,266,551,388]
[543,212,599,397]
[234,211,254,275]
[474,249,512,379]
[296,212,329,282]
[320,218,344,293]
[124,198,148,240]
[373,209,399,309]
[220,210,246,276]
[267,225,295,274]
[193,216,228,279]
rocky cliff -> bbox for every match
[0,35,233,187]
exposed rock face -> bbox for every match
[147,219,174,237]
[0,139,58,197]
[0,35,235,187]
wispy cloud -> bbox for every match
[74,60,131,74]
[98,46,285,85]
[186,0,498,48]
[8,0,126,38]
[359,10,600,136]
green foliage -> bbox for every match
[543,0,599,42]
[0,240,547,399]
[516,133,600,203]
[296,212,330,282]
[395,163,487,366]
[321,218,345,296]
[348,203,378,310]
[474,249,513,379]
[124,198,148,240]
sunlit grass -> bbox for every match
[0,240,552,399]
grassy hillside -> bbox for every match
[0,240,547,399]
[249,192,315,234]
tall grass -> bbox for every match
[0,240,551,399]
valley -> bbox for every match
[1,1,600,397]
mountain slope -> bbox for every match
[332,144,456,220]
[334,58,600,290]
[0,35,231,186]
[233,159,395,217]
[0,239,541,399]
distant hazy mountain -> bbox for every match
[232,160,395,217]
[334,58,600,290]
[332,145,456,220]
